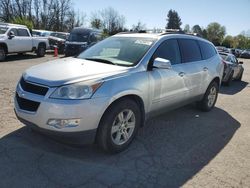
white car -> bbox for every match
[0,23,49,61]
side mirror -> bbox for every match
[153,57,172,69]
[239,61,243,64]
[8,31,15,39]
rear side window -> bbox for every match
[153,39,181,65]
[17,29,29,37]
[199,41,217,59]
[178,39,202,63]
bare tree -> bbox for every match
[100,7,126,35]
[132,21,146,32]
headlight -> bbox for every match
[50,81,103,100]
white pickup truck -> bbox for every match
[0,23,49,61]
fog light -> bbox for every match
[47,119,80,129]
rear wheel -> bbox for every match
[0,47,6,61]
[36,44,46,57]
[96,99,141,153]
[236,70,243,81]
[197,81,219,112]
[224,71,234,86]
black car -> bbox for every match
[65,28,102,56]
[48,32,69,54]
[240,49,250,59]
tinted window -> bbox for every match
[17,29,29,37]
[179,39,202,63]
[68,33,89,42]
[231,56,238,64]
[199,41,217,59]
[153,39,181,65]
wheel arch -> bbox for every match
[98,94,146,129]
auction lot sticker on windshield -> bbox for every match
[135,40,153,46]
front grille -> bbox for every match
[20,77,48,96]
[16,93,40,112]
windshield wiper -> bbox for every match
[85,58,116,65]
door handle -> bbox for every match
[179,72,185,77]
[203,67,208,71]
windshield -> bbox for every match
[78,36,156,67]
[50,33,67,40]
[0,26,8,34]
[68,33,89,42]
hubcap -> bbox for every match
[111,109,136,145]
[207,86,217,107]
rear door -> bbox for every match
[178,39,205,98]
[231,55,240,77]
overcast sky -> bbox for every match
[73,0,250,36]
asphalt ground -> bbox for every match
[0,53,250,187]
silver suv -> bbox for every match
[14,33,223,153]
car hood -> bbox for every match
[23,57,130,87]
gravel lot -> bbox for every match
[0,53,250,187]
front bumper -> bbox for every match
[16,112,97,144]
[14,82,110,136]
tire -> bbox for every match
[197,81,219,112]
[0,47,6,61]
[224,71,234,86]
[96,99,141,153]
[36,44,46,57]
[236,70,243,81]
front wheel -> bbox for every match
[96,99,141,153]
[36,44,46,57]
[197,81,219,112]
[0,47,6,61]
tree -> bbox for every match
[166,9,182,30]
[90,12,102,29]
[132,21,146,32]
[192,25,202,35]
[206,22,226,45]
[222,35,234,48]
[11,16,33,30]
[183,24,190,33]
[100,7,126,35]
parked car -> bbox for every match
[32,29,52,37]
[216,46,228,53]
[219,52,244,85]
[240,49,250,58]
[65,28,102,56]
[14,32,223,153]
[0,23,49,61]
[48,32,69,54]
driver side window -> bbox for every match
[8,28,18,36]
[153,39,181,65]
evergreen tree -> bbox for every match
[166,9,182,30]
